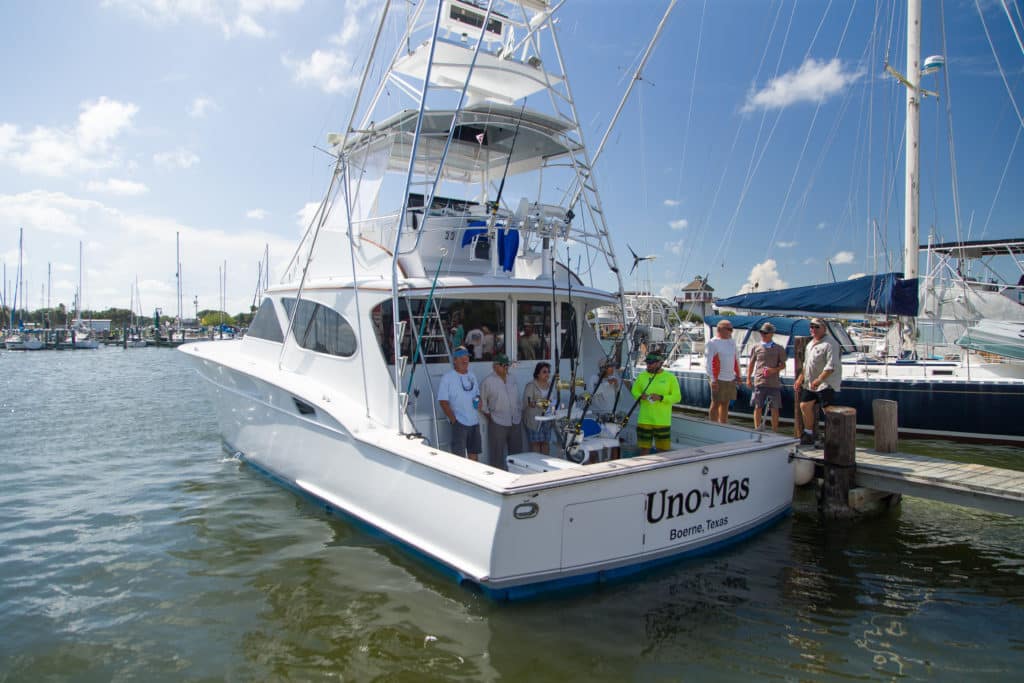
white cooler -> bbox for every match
[506,453,579,475]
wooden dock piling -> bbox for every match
[873,399,899,453]
[820,405,857,518]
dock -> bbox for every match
[797,446,1024,517]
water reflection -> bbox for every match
[2,349,1022,680]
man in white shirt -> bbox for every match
[793,318,842,445]
[705,319,739,423]
[438,347,481,461]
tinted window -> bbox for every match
[517,301,551,360]
[282,298,357,357]
[560,302,578,360]
[246,297,283,343]
[371,298,506,364]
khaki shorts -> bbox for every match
[711,379,737,402]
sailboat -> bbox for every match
[68,241,99,350]
[3,228,44,350]
[668,1,1024,445]
[125,278,147,348]
[181,0,795,599]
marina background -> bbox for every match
[2,0,1023,314]
[2,346,1021,681]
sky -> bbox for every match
[1,0,1022,317]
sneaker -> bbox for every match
[799,432,815,446]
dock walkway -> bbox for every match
[798,447,1024,516]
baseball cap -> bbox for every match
[452,347,470,359]
[494,353,511,365]
[645,352,663,363]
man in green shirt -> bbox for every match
[630,352,682,454]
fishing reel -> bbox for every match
[534,398,551,410]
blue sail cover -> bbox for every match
[704,315,812,337]
[714,273,918,316]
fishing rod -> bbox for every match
[543,244,560,408]
[564,250,581,414]
[488,99,528,219]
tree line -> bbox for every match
[2,305,255,330]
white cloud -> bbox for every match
[0,189,293,313]
[102,0,304,39]
[246,208,268,220]
[663,199,680,207]
[803,257,816,265]
[77,97,138,152]
[189,97,218,118]
[286,12,368,93]
[153,147,200,169]
[817,221,827,230]
[86,178,150,196]
[0,191,102,237]
[738,259,787,294]
[776,240,797,248]
[743,58,862,112]
[664,239,684,255]
[832,250,855,264]
[669,218,688,230]
[0,97,138,177]
[847,272,866,280]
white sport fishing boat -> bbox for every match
[181,0,795,599]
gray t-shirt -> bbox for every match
[802,336,842,391]
[750,342,787,388]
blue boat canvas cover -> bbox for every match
[714,273,919,317]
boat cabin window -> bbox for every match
[561,302,579,361]
[517,301,551,360]
[281,298,357,357]
[514,302,579,361]
[372,298,506,364]
[246,297,284,343]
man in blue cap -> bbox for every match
[438,346,481,461]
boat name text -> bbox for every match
[645,476,750,525]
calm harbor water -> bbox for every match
[1,346,1021,681]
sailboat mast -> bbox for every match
[903,0,922,282]
[78,240,83,322]
[176,231,182,332]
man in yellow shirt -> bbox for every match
[630,352,681,454]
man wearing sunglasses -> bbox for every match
[438,346,482,461]
[793,318,842,445]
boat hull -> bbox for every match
[671,368,1024,444]
[188,351,796,598]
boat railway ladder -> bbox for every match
[399,298,449,432]
[798,447,1024,517]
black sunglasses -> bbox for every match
[810,324,822,329]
